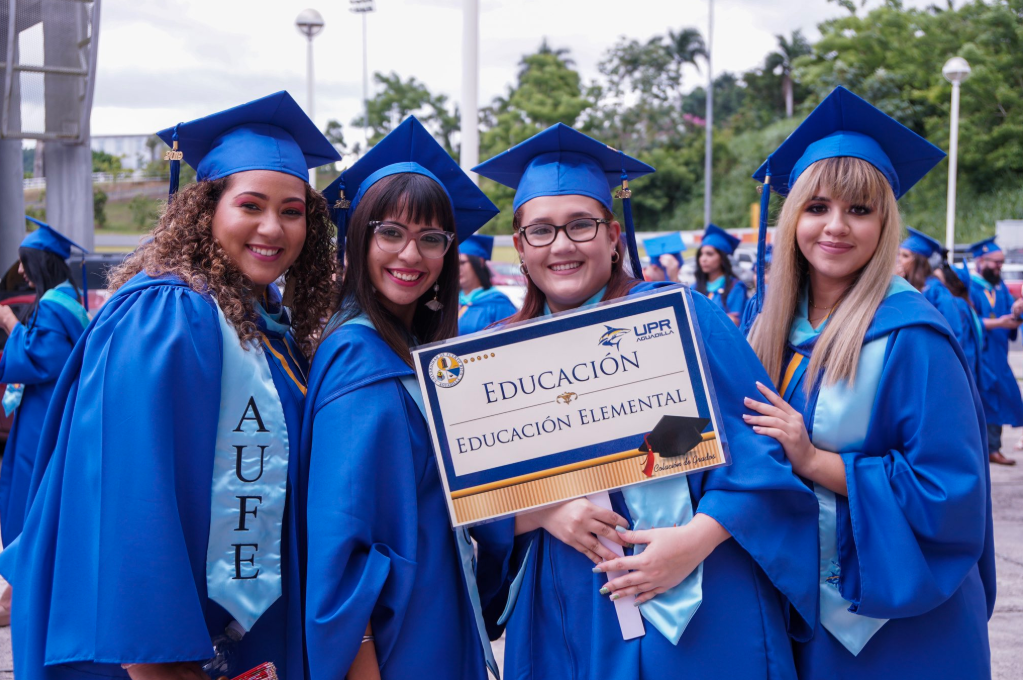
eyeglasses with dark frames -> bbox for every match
[518,218,611,248]
[369,221,455,259]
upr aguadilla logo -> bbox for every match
[634,318,674,341]
[430,352,465,388]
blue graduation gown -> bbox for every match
[953,296,983,386]
[300,320,487,679]
[969,275,1023,426]
[0,274,307,680]
[921,276,962,340]
[783,283,994,678]
[705,275,747,316]
[474,282,819,680]
[0,283,86,547]
[458,287,517,335]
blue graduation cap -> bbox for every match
[701,224,741,256]
[472,123,655,278]
[324,116,498,263]
[460,234,494,260]
[22,216,88,259]
[968,237,1001,259]
[644,232,684,264]
[901,227,943,258]
[745,86,946,325]
[952,262,973,291]
[156,91,340,199]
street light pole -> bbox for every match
[350,0,376,151]
[461,0,479,184]
[704,0,714,228]
[942,56,971,263]
[296,9,325,186]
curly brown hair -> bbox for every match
[107,177,335,358]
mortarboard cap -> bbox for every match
[744,87,946,330]
[460,234,495,260]
[968,237,1001,259]
[901,227,943,258]
[700,224,741,256]
[21,216,88,259]
[156,91,340,199]
[638,415,710,477]
[644,232,684,262]
[473,123,655,278]
[323,116,498,264]
[952,262,973,291]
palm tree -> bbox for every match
[667,27,707,74]
[765,30,811,118]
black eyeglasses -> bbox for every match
[518,218,611,247]
[369,221,455,259]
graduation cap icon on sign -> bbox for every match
[638,415,710,477]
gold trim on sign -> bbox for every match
[451,433,723,524]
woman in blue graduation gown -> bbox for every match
[897,227,964,340]
[744,87,994,679]
[0,222,89,552]
[945,262,984,385]
[458,234,517,334]
[302,117,499,680]
[0,92,339,680]
[470,124,819,680]
[694,224,747,324]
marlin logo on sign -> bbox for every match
[598,325,630,350]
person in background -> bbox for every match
[303,116,499,680]
[744,86,993,679]
[0,219,90,626]
[941,259,984,387]
[0,91,339,680]
[968,236,1023,466]
[896,227,963,340]
[471,122,818,680]
[457,234,517,334]
[641,232,684,283]
[694,224,747,324]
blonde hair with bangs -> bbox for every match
[748,156,901,392]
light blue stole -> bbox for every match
[788,279,916,655]
[543,286,704,644]
[343,313,501,680]
[205,303,292,632]
[3,282,89,416]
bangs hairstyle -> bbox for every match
[327,172,459,366]
[748,156,900,392]
[504,205,640,323]
[107,176,336,359]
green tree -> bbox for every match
[128,194,160,230]
[766,30,812,117]
[93,187,108,228]
[92,150,123,174]
[353,72,459,156]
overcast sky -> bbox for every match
[91,0,942,138]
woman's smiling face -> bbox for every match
[796,189,882,285]
[367,217,450,322]
[514,194,621,313]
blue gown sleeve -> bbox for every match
[1004,285,1018,342]
[0,305,76,385]
[724,279,748,316]
[838,324,987,618]
[22,284,224,664]
[686,295,819,633]
[304,378,420,674]
[926,285,964,342]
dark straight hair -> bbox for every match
[940,261,972,305]
[504,205,638,324]
[902,251,932,291]
[693,245,737,297]
[325,173,459,366]
[465,254,492,290]
[18,246,81,329]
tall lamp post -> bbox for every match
[942,56,971,263]
[296,8,325,186]
[350,0,376,151]
[704,0,714,228]
[460,0,480,184]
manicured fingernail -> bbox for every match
[742,414,750,420]
[615,525,628,533]
[756,381,764,387]
[592,566,602,573]
[633,600,643,607]
[610,593,621,601]
[599,586,610,595]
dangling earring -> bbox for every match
[519,262,529,275]
[425,283,443,311]
[610,251,620,265]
